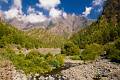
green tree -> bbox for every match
[80,43,104,61]
[61,41,80,56]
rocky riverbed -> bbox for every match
[61,59,120,80]
[27,59,120,80]
[0,59,120,80]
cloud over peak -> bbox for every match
[3,0,66,24]
[49,8,62,18]
[1,0,106,23]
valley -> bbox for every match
[0,0,120,80]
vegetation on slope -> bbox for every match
[0,47,64,75]
[0,22,66,48]
[0,22,42,48]
[62,0,120,62]
[26,28,66,48]
[0,22,65,75]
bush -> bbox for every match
[115,38,120,49]
[61,41,80,56]
[0,48,65,75]
[70,55,81,60]
[105,42,120,63]
[80,43,104,61]
[26,50,44,59]
[46,54,64,68]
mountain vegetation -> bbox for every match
[0,22,65,75]
[0,47,64,75]
[26,28,66,48]
[62,0,120,62]
[0,22,66,48]
[0,22,41,49]
[0,0,120,77]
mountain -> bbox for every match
[67,0,120,62]
[0,20,66,48]
[48,14,90,38]
[71,0,120,48]
[1,13,93,38]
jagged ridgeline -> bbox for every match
[0,22,65,48]
[71,0,120,48]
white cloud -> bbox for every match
[4,8,22,20]
[4,5,47,23]
[13,0,22,9]
[24,7,47,23]
[82,7,92,17]
[49,8,62,18]
[93,0,106,6]
[27,6,35,14]
[3,0,22,20]
[39,0,60,9]
[3,0,68,24]
[23,12,47,23]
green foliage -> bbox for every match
[0,48,65,75]
[0,22,43,49]
[61,41,80,56]
[80,43,104,61]
[71,16,120,49]
[70,0,120,62]
[104,40,120,63]
[26,28,66,48]
[70,55,81,60]
[26,50,44,59]
[0,22,66,49]
[46,53,64,68]
[114,38,120,49]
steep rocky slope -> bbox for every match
[48,15,89,38]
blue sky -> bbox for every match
[0,0,105,23]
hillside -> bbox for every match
[0,21,66,48]
[71,0,120,46]
[0,21,65,77]
[26,28,66,48]
[0,22,41,49]
[68,0,120,62]
[2,13,92,38]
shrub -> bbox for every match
[46,54,64,68]
[26,50,44,59]
[70,55,81,60]
[80,43,104,61]
[105,43,120,63]
[115,38,120,49]
[61,41,80,56]
[55,54,65,66]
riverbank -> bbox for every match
[27,58,120,80]
[0,58,120,80]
